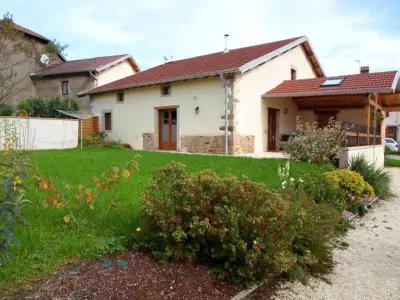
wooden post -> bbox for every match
[357,131,360,146]
[365,103,371,145]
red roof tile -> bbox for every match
[31,55,131,77]
[80,37,304,96]
[265,71,398,97]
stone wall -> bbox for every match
[180,135,254,154]
[143,133,155,150]
[33,74,95,111]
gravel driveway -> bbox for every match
[272,167,400,300]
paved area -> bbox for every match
[271,168,400,300]
[235,152,285,159]
[386,154,400,160]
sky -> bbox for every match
[2,0,400,76]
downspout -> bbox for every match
[219,73,229,155]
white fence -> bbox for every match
[0,117,79,150]
[339,145,385,169]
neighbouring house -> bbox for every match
[385,111,400,142]
[1,22,66,105]
[1,22,139,111]
[30,54,140,110]
[79,36,324,153]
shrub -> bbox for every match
[135,162,341,285]
[323,169,374,207]
[17,97,78,118]
[0,105,13,116]
[349,155,394,198]
[282,117,348,164]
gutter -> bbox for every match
[264,88,395,98]
[219,73,230,156]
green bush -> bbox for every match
[0,105,13,116]
[17,97,78,118]
[350,155,394,198]
[135,162,341,285]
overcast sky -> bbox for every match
[2,0,399,76]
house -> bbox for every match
[78,35,400,165]
[79,36,324,153]
[30,54,140,111]
[1,21,139,110]
[1,22,66,105]
[385,111,400,142]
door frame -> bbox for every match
[267,108,279,151]
[155,105,179,150]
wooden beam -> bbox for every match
[363,94,383,111]
[385,105,400,112]
[365,103,371,145]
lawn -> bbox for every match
[385,158,400,167]
[0,147,332,293]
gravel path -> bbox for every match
[271,167,400,300]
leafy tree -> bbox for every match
[0,12,67,105]
[17,96,78,118]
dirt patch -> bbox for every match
[11,251,241,300]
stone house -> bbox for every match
[79,35,400,162]
[1,22,66,105]
[2,22,139,111]
[30,54,140,111]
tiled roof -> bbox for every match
[265,71,398,97]
[80,37,306,96]
[31,55,131,77]
[13,23,50,42]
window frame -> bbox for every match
[104,111,112,131]
[161,85,171,97]
[117,92,124,103]
[61,80,69,95]
[320,76,344,87]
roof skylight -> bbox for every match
[321,76,344,87]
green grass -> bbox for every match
[0,147,332,292]
[385,158,400,167]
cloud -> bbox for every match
[4,0,400,74]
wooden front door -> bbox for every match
[159,109,177,150]
[315,111,338,128]
[268,108,278,151]
[387,126,397,140]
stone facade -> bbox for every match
[143,133,155,150]
[33,75,95,111]
[180,135,254,154]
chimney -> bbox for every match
[224,34,229,53]
[360,66,370,74]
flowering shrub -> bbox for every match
[135,162,341,285]
[323,169,374,207]
[282,117,348,164]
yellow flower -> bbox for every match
[253,240,258,245]
[136,227,141,232]
[306,249,311,254]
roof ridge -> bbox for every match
[160,36,304,65]
[65,54,129,63]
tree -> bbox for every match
[0,12,67,105]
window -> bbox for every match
[61,81,69,95]
[161,85,171,96]
[117,92,124,103]
[291,68,297,80]
[104,112,112,131]
[320,76,344,87]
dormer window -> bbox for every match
[321,76,344,87]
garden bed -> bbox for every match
[11,251,241,300]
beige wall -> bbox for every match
[97,60,135,86]
[33,75,95,111]
[90,77,226,149]
[339,145,384,169]
[234,45,317,152]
